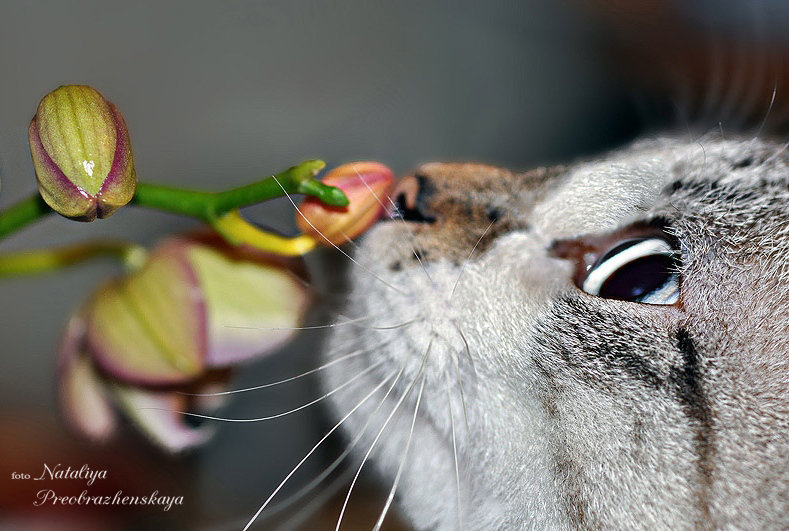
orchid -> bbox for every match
[57,234,309,452]
[0,84,395,452]
[28,85,136,221]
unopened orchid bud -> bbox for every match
[58,233,309,451]
[29,85,136,221]
[296,161,393,245]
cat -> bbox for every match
[319,135,789,529]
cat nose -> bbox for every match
[389,175,437,223]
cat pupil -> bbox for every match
[598,253,674,301]
[582,237,679,305]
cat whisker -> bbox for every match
[263,362,408,523]
[452,347,471,434]
[329,225,385,274]
[697,22,727,127]
[351,165,436,285]
[221,312,386,332]
[334,340,433,531]
[387,199,435,284]
[372,373,426,531]
[453,321,477,377]
[273,176,407,296]
[450,221,495,300]
[143,359,385,423]
[753,80,778,141]
[273,466,355,531]
[222,313,417,332]
[369,318,419,330]
[178,339,396,397]
[445,373,463,531]
[241,367,401,531]
[737,1,768,130]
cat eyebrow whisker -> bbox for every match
[241,365,404,531]
[335,340,433,531]
[141,358,385,423]
[273,176,407,296]
[697,22,727,130]
[178,338,397,397]
[736,3,769,132]
[751,75,777,142]
[445,373,463,531]
[373,373,426,531]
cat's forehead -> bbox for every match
[530,137,787,240]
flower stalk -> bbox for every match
[0,159,349,271]
[0,194,51,240]
[0,240,148,277]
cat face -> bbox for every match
[322,136,789,529]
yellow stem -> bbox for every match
[0,241,148,277]
[212,210,317,256]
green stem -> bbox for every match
[130,159,348,221]
[0,194,52,239]
[0,159,349,242]
[0,241,148,277]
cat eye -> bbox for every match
[551,225,681,306]
[583,237,679,304]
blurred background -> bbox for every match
[1,1,787,529]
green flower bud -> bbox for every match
[29,85,136,221]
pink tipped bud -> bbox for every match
[297,161,394,245]
[29,85,136,221]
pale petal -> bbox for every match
[57,311,117,441]
[86,246,206,385]
[190,375,231,413]
[112,385,213,453]
[185,243,309,366]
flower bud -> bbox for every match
[296,161,394,245]
[29,85,136,221]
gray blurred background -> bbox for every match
[9,0,778,529]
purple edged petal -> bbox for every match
[86,245,207,386]
[57,311,117,441]
[96,103,136,219]
[29,117,97,221]
[183,242,310,366]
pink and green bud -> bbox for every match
[29,85,136,221]
[297,161,394,245]
[58,233,309,451]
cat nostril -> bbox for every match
[393,192,411,214]
[389,175,437,223]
